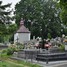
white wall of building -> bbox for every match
[14,33,18,43]
[65,45,67,50]
[14,33,30,44]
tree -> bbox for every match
[60,0,67,25]
[0,1,11,24]
[7,24,17,43]
[57,0,67,35]
[15,0,62,38]
[0,1,11,31]
[0,1,15,42]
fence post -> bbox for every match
[46,58,48,64]
[31,51,33,62]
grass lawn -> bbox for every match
[0,59,41,67]
[0,56,41,67]
[0,61,22,67]
[0,50,41,67]
[0,58,41,67]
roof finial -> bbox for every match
[20,18,24,26]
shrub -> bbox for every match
[1,47,17,56]
[2,49,7,54]
[59,44,65,51]
[47,33,51,39]
[6,48,14,55]
[16,43,24,49]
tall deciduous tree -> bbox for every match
[15,0,62,38]
[58,0,67,35]
[60,0,67,25]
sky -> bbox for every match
[1,0,20,23]
[1,0,20,9]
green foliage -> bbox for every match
[0,1,17,43]
[15,0,62,38]
[47,33,51,39]
[0,24,17,43]
[0,1,11,24]
[0,36,4,42]
[16,43,24,49]
[2,49,7,54]
[8,24,17,42]
[60,0,67,25]
[1,47,17,56]
[0,1,13,42]
[8,24,17,35]
[6,48,15,55]
[59,44,65,51]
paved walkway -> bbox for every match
[30,60,67,67]
[11,57,67,67]
[55,64,67,67]
[37,61,67,67]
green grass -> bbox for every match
[0,59,41,67]
[11,59,41,67]
[0,61,23,67]
[0,49,41,67]
[0,50,41,67]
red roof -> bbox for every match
[17,18,30,33]
[17,25,30,33]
